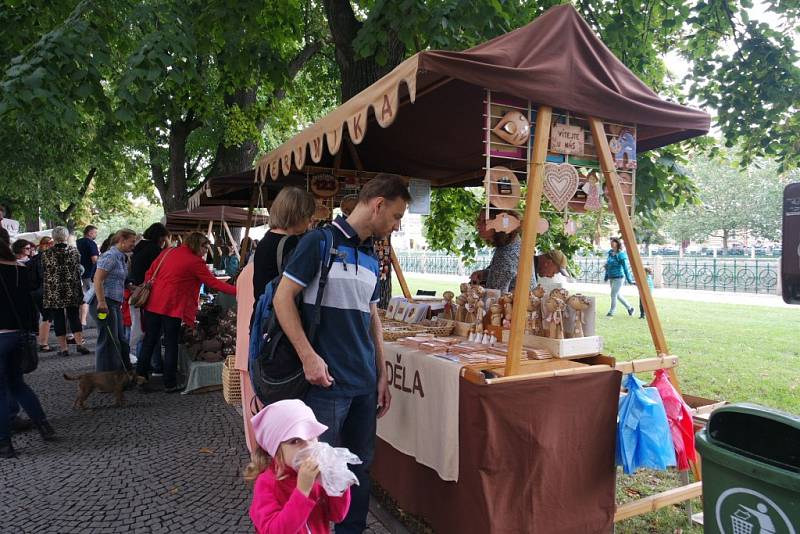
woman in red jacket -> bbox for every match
[136,232,236,392]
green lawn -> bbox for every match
[392,274,800,533]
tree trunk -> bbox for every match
[151,117,202,213]
[207,88,262,179]
[323,0,405,101]
[722,229,729,252]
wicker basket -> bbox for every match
[222,356,241,406]
[419,319,455,337]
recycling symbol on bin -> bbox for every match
[715,487,796,534]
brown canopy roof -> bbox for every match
[165,206,268,232]
[255,4,709,185]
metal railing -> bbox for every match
[395,251,779,294]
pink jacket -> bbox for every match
[250,468,351,534]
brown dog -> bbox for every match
[63,370,146,409]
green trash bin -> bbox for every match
[696,403,799,534]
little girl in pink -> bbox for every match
[244,399,351,533]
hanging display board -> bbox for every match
[408,178,432,215]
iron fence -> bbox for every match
[396,252,779,294]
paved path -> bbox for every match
[1,329,391,534]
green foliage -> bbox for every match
[422,188,483,263]
[661,152,789,246]
[682,3,800,171]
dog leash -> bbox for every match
[98,306,130,372]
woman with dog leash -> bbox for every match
[0,230,55,458]
[92,229,138,372]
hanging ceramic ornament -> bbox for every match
[582,171,602,211]
[486,211,521,234]
[564,219,578,236]
[608,128,637,169]
[485,166,521,209]
[536,217,549,234]
[310,173,339,198]
[491,111,531,146]
[543,163,579,211]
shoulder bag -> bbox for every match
[129,247,175,308]
[0,267,38,374]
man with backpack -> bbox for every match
[272,174,410,533]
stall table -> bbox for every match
[373,342,621,534]
[178,345,224,394]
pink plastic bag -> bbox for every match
[649,369,696,471]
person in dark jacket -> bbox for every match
[29,237,54,352]
[0,235,56,458]
[129,223,170,373]
[252,187,316,305]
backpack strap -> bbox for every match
[307,227,338,343]
[276,235,290,275]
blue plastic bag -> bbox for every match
[616,374,677,474]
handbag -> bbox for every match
[251,229,337,406]
[0,267,39,374]
[130,247,174,308]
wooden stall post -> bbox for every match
[222,220,240,255]
[239,185,260,264]
[390,247,413,300]
[588,117,681,391]
[206,220,214,239]
[505,105,553,377]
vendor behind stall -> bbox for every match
[470,211,570,291]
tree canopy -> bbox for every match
[0,0,797,246]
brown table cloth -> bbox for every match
[372,370,622,534]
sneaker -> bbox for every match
[38,344,54,353]
[164,385,184,394]
[605,312,613,317]
[75,344,91,355]
[627,307,634,316]
[66,337,76,345]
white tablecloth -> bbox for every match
[377,342,463,481]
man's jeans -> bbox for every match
[91,298,131,371]
[305,388,377,534]
[608,277,632,315]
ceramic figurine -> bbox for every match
[474,300,486,329]
[442,291,455,321]
[567,294,591,338]
[490,303,503,327]
[545,288,569,338]
[582,171,602,211]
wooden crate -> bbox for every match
[222,356,241,406]
[523,334,603,359]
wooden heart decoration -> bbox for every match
[543,163,579,211]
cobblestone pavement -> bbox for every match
[1,328,391,534]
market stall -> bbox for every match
[236,4,710,532]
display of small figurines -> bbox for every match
[567,294,591,338]
[441,291,455,321]
[489,303,503,327]
[502,294,513,330]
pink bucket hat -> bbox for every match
[251,399,328,457]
